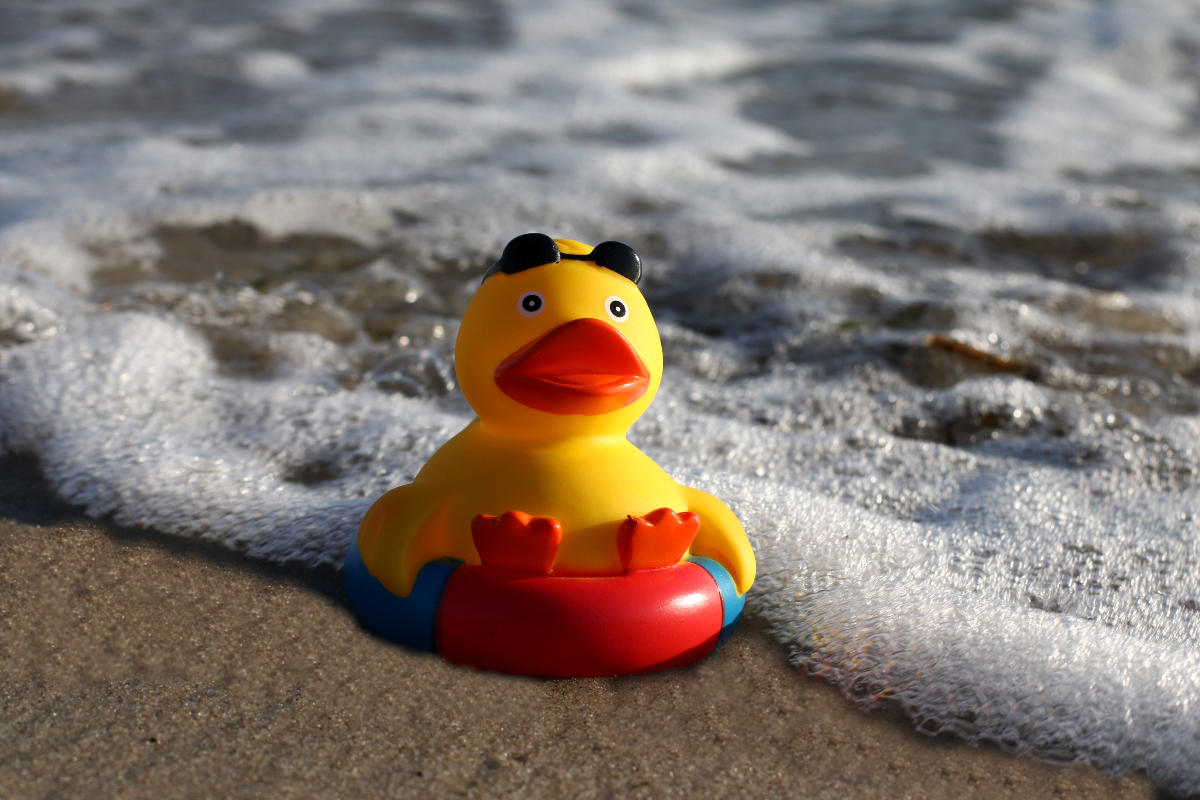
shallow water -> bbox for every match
[3,0,1200,792]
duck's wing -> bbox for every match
[358,483,458,597]
[681,486,756,595]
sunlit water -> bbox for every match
[3,0,1200,791]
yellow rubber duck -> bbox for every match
[357,233,755,600]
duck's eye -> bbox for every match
[605,296,628,323]
[518,291,545,317]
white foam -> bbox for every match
[238,51,312,87]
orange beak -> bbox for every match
[494,318,650,416]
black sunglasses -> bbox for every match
[484,233,641,285]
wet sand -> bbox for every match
[0,457,1156,799]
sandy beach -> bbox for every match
[0,456,1156,799]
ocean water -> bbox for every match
[2,0,1200,791]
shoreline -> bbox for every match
[0,457,1156,799]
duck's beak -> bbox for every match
[494,318,650,415]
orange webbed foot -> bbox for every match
[471,511,562,574]
[617,507,700,571]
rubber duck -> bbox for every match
[345,233,756,677]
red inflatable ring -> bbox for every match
[344,539,743,678]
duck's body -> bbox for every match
[350,234,755,675]
[362,424,685,578]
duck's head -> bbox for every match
[456,233,663,440]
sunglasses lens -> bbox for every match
[490,233,560,276]
[590,241,641,285]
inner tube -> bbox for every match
[344,539,744,678]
